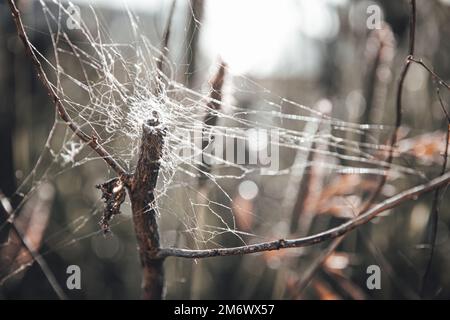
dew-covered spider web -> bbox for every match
[3,0,431,285]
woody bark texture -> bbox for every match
[129,113,166,300]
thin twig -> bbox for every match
[0,192,67,300]
[294,1,416,294]
[155,0,176,96]
[289,120,324,235]
[409,57,450,91]
[7,0,127,178]
[360,0,416,213]
[360,23,395,143]
[189,61,226,298]
[185,0,204,88]
[436,87,450,121]
[160,0,176,61]
[420,87,450,298]
[158,169,450,259]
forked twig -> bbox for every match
[409,57,450,91]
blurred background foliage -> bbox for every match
[1,0,450,299]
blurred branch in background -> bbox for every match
[287,0,414,298]
[2,0,450,300]
[0,185,65,299]
[185,0,204,88]
[7,0,128,178]
[420,84,450,298]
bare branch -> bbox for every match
[185,0,204,88]
[409,57,450,91]
[206,61,226,117]
[408,0,416,56]
[436,86,450,122]
[7,0,127,177]
[299,1,416,291]
[421,87,450,297]
[129,112,166,299]
[0,190,67,300]
[360,23,395,143]
[199,61,226,185]
[158,169,450,259]
[160,0,176,63]
[155,0,176,96]
[359,0,416,213]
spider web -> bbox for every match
[3,0,426,286]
